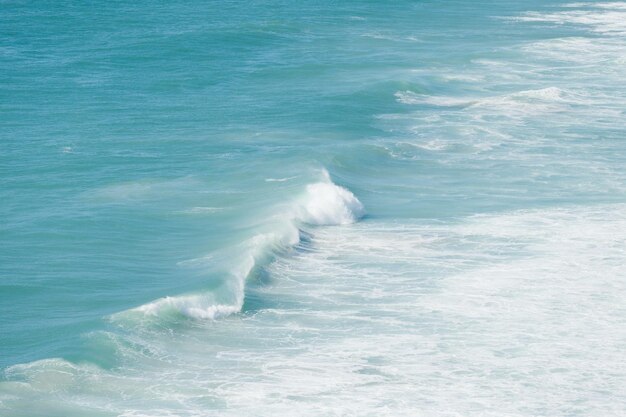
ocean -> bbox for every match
[1,1,625,415]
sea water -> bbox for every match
[1,1,625,416]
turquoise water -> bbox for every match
[2,0,626,415]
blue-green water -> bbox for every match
[2,1,626,415]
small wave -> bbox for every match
[265,176,298,182]
[395,87,583,118]
[182,206,225,214]
[116,170,364,321]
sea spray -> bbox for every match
[296,182,365,225]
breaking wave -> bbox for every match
[118,170,364,321]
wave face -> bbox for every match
[2,1,626,416]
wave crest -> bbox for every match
[297,181,365,226]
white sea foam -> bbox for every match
[514,2,626,35]
[295,181,365,226]
[523,36,626,67]
[133,289,246,320]
[395,90,472,107]
[565,2,626,9]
